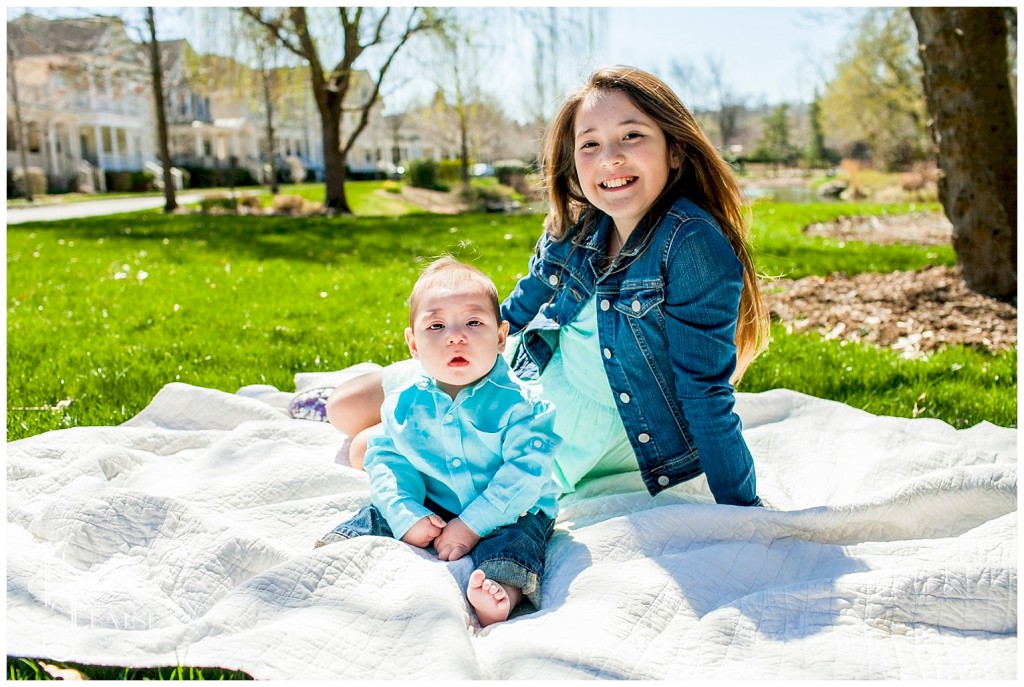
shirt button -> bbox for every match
[600,299,611,311]
[631,300,641,313]
[638,432,651,444]
[533,439,543,448]
[603,348,612,359]
[657,475,670,486]
[452,458,462,468]
[548,274,558,286]
[619,392,630,404]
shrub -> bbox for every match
[11,166,47,197]
[406,159,449,192]
[237,194,264,213]
[495,162,532,187]
[104,170,156,193]
[437,159,466,183]
[45,173,77,194]
[382,180,402,194]
[271,194,306,214]
[199,193,237,213]
[179,165,258,189]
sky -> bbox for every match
[6,5,869,121]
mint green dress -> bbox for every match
[519,296,638,494]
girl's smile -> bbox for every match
[573,89,678,237]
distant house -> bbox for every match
[388,92,541,171]
[7,13,154,192]
[8,13,395,194]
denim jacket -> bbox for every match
[501,196,761,507]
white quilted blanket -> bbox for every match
[7,365,1017,679]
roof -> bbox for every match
[7,13,123,57]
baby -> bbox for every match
[317,257,561,625]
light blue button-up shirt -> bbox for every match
[364,356,561,540]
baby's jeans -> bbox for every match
[321,500,554,611]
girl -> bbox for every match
[326,65,769,507]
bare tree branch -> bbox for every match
[240,7,304,58]
[342,9,431,157]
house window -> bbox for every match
[101,126,113,153]
[116,129,127,154]
[203,138,212,156]
[28,122,42,153]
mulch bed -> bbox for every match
[763,212,1016,358]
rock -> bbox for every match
[817,180,847,198]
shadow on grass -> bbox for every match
[9,212,545,269]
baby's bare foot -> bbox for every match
[467,569,516,626]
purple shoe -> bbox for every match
[288,386,334,422]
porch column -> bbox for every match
[94,124,104,169]
[111,127,121,170]
[47,121,59,176]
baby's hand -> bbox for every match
[433,518,481,561]
[401,513,447,548]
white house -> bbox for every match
[8,13,396,194]
[7,13,155,192]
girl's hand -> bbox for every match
[433,518,481,561]
[400,513,447,548]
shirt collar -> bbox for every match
[413,354,514,401]
[574,210,643,259]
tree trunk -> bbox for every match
[321,106,352,214]
[7,41,33,202]
[146,7,177,213]
[459,113,470,187]
[261,66,279,195]
[910,7,1016,301]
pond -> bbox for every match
[741,186,836,203]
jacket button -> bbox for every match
[638,432,650,443]
[600,299,610,311]
[548,274,559,286]
[452,459,462,468]
[657,475,670,486]
[603,348,612,359]
[619,392,630,404]
[631,300,641,313]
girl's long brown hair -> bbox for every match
[541,65,769,381]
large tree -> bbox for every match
[241,6,440,214]
[145,7,177,213]
[909,7,1016,301]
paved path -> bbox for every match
[6,194,204,224]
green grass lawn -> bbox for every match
[6,200,1015,443]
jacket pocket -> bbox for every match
[613,279,665,318]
